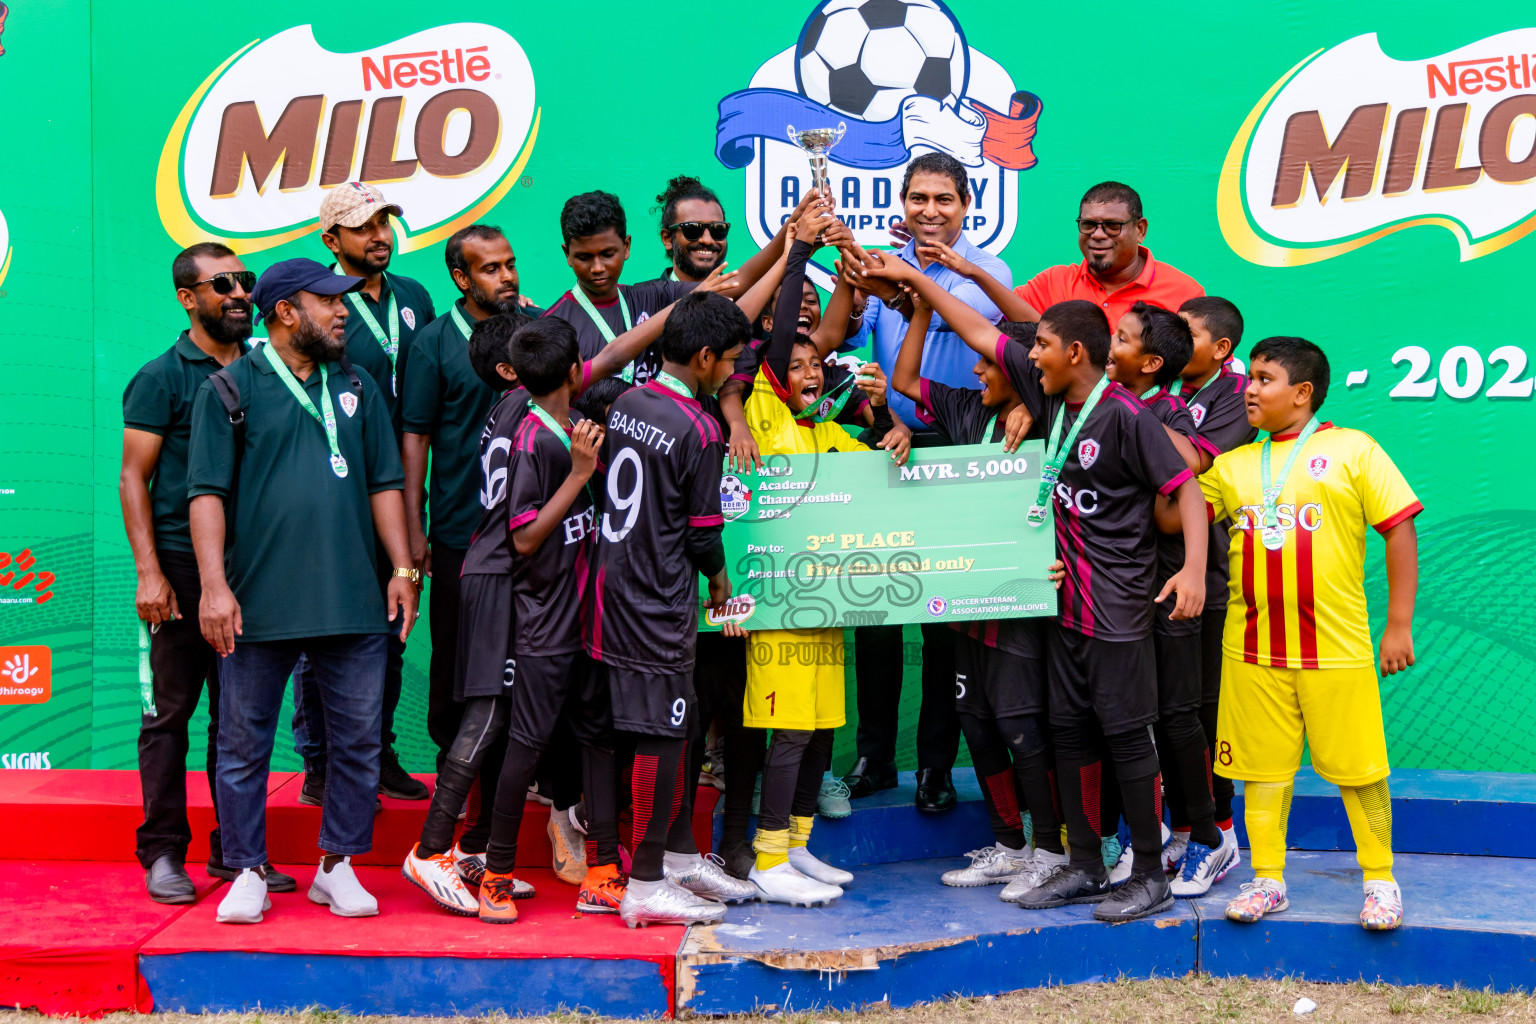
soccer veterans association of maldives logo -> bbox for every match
[715,0,1042,275]
[157,24,539,255]
[1221,28,1536,266]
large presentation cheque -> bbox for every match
[699,440,1059,631]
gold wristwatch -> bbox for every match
[392,567,422,587]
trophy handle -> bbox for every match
[787,125,799,145]
[833,122,847,145]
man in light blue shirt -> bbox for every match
[840,151,1010,818]
[863,162,1012,432]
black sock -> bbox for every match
[418,696,506,858]
[962,712,1025,849]
[1200,699,1235,825]
[582,744,620,868]
[629,736,686,881]
[759,728,812,833]
[458,735,506,855]
[484,738,543,875]
[1160,710,1221,847]
[418,757,477,858]
[1105,728,1163,876]
[1051,720,1105,874]
[790,728,834,819]
[666,739,698,855]
[997,712,1060,851]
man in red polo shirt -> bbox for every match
[1017,182,1203,324]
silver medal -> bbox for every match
[1026,504,1049,527]
[1261,527,1284,551]
[330,453,349,479]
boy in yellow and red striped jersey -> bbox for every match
[1199,337,1420,932]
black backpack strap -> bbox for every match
[208,367,246,493]
[338,354,363,392]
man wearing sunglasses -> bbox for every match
[287,184,437,808]
[651,175,733,285]
[122,244,299,903]
[1014,181,1203,327]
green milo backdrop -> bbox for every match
[2,0,1533,775]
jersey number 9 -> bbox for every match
[602,447,645,543]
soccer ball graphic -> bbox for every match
[795,0,969,123]
[720,474,753,520]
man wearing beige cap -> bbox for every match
[288,182,436,807]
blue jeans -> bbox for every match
[217,633,385,868]
[292,632,404,770]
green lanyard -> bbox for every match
[653,370,693,398]
[982,413,999,443]
[449,302,473,341]
[526,399,594,500]
[1141,384,1163,401]
[1027,374,1111,527]
[574,287,635,383]
[793,366,860,423]
[1258,415,1320,551]
[263,342,348,478]
[347,283,399,393]
[138,621,157,718]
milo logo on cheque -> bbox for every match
[705,595,757,627]
[157,23,538,253]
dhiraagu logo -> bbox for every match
[1221,29,1536,266]
[157,23,539,255]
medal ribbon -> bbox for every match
[1036,374,1111,509]
[1141,384,1163,401]
[653,370,694,399]
[346,283,398,390]
[449,302,473,341]
[262,343,345,474]
[573,287,635,383]
[792,365,860,423]
[1259,415,1321,538]
[982,413,999,443]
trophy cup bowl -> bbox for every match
[787,122,847,198]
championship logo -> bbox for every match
[715,0,1042,282]
[157,24,539,255]
[720,474,753,521]
[0,204,10,288]
[1077,438,1100,469]
[1221,29,1536,266]
[705,594,757,627]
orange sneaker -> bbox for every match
[577,863,628,915]
[478,871,521,924]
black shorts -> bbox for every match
[510,651,612,750]
[455,574,516,701]
[1154,629,1203,716]
[955,633,1046,718]
[599,662,697,739]
[1046,624,1155,734]
[692,631,748,738]
[1200,608,1225,707]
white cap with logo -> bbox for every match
[319,181,404,231]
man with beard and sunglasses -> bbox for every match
[122,243,300,903]
[651,175,731,286]
[285,184,437,808]
[401,225,543,771]
[187,258,418,924]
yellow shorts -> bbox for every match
[1215,657,1389,787]
[743,628,847,731]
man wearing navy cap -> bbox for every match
[186,258,419,925]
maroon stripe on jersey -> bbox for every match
[643,380,725,447]
[688,513,724,527]
[1241,527,1259,663]
[915,378,937,426]
[1373,501,1424,535]
[985,619,999,647]
[512,413,540,452]
[1296,523,1318,669]
[507,509,537,531]
[1159,467,1194,496]
[1265,542,1287,664]
[1193,434,1222,459]
[590,566,607,660]
[1060,502,1095,636]
[1106,384,1143,413]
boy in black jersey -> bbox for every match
[1106,303,1234,894]
[866,256,1208,922]
[402,300,692,918]
[584,290,753,928]
[889,298,1067,898]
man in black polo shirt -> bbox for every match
[121,243,296,903]
[401,224,542,768]
[285,183,437,803]
[187,258,419,925]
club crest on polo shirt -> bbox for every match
[1308,454,1330,480]
[401,307,416,330]
[338,391,359,418]
[1078,438,1100,469]
[1190,403,1207,427]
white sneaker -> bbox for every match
[941,844,1032,887]
[1000,848,1067,902]
[1108,842,1134,887]
[1162,829,1190,876]
[216,868,270,924]
[1169,838,1238,897]
[402,844,478,916]
[750,861,842,906]
[1221,825,1241,870]
[308,856,379,918]
[788,846,854,887]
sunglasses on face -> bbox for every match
[193,271,257,295]
[1076,218,1134,237]
[667,221,730,242]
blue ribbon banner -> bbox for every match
[715,88,911,170]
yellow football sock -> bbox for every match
[1243,780,1294,885]
[789,815,814,850]
[753,827,790,870]
[1340,780,1395,883]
